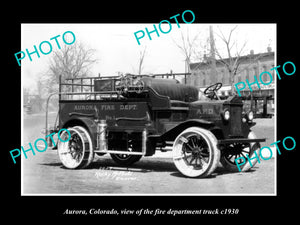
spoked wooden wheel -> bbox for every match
[220,131,261,172]
[57,126,94,169]
[173,127,220,178]
[110,140,142,166]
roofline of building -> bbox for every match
[190,51,274,70]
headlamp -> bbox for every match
[247,111,254,121]
[222,109,230,120]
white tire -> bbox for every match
[172,127,220,178]
[57,126,94,169]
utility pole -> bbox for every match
[185,57,190,73]
[209,25,217,84]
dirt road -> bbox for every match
[21,113,275,195]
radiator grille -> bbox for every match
[230,105,242,136]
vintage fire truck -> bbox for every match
[45,73,265,178]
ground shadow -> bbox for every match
[214,165,257,175]
[39,156,177,172]
[39,162,62,167]
[40,156,257,176]
[91,157,177,173]
[169,171,217,179]
[169,166,256,179]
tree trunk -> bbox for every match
[230,71,237,95]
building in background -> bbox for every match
[188,47,275,118]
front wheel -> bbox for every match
[172,127,220,178]
[220,131,261,172]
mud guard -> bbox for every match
[61,116,98,147]
[160,119,215,142]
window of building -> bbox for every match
[227,71,231,84]
[221,69,225,84]
[196,75,201,86]
[261,65,271,83]
[246,68,250,81]
[254,66,259,77]
[271,64,275,80]
[202,71,206,86]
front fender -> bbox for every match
[160,119,215,142]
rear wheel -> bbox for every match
[220,131,261,172]
[110,154,142,166]
[172,127,220,178]
[110,139,142,166]
[57,126,94,169]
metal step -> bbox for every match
[94,150,145,155]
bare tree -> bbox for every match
[38,41,98,95]
[173,30,202,73]
[49,42,97,80]
[214,25,261,93]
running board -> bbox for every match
[94,150,145,155]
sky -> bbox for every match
[21,23,276,93]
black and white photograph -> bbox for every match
[4,4,298,221]
[20,23,276,195]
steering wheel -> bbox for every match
[204,83,222,100]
